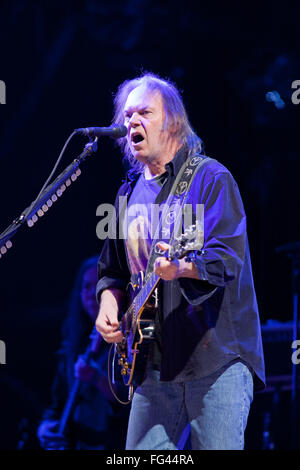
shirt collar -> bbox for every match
[164,145,189,176]
[124,145,189,183]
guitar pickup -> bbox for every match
[140,324,155,339]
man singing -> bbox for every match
[95,72,265,450]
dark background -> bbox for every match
[0,0,300,450]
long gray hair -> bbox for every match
[112,72,203,174]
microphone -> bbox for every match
[75,124,127,139]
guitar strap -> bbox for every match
[145,153,212,278]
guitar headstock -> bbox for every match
[168,220,204,260]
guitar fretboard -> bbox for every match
[133,271,159,312]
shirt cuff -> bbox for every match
[194,253,231,287]
[96,277,127,304]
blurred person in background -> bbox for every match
[37,256,129,450]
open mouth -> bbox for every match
[131,133,145,144]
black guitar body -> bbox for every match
[129,303,157,388]
[118,277,158,388]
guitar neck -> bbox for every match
[117,223,203,386]
[133,271,160,312]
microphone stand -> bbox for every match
[276,241,300,449]
[0,136,98,259]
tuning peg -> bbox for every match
[65,178,71,187]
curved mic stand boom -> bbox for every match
[0,136,98,259]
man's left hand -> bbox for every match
[154,241,200,281]
[154,242,181,280]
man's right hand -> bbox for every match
[95,289,124,343]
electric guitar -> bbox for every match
[116,221,204,389]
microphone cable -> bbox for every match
[22,131,77,221]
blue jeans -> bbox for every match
[126,360,253,450]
